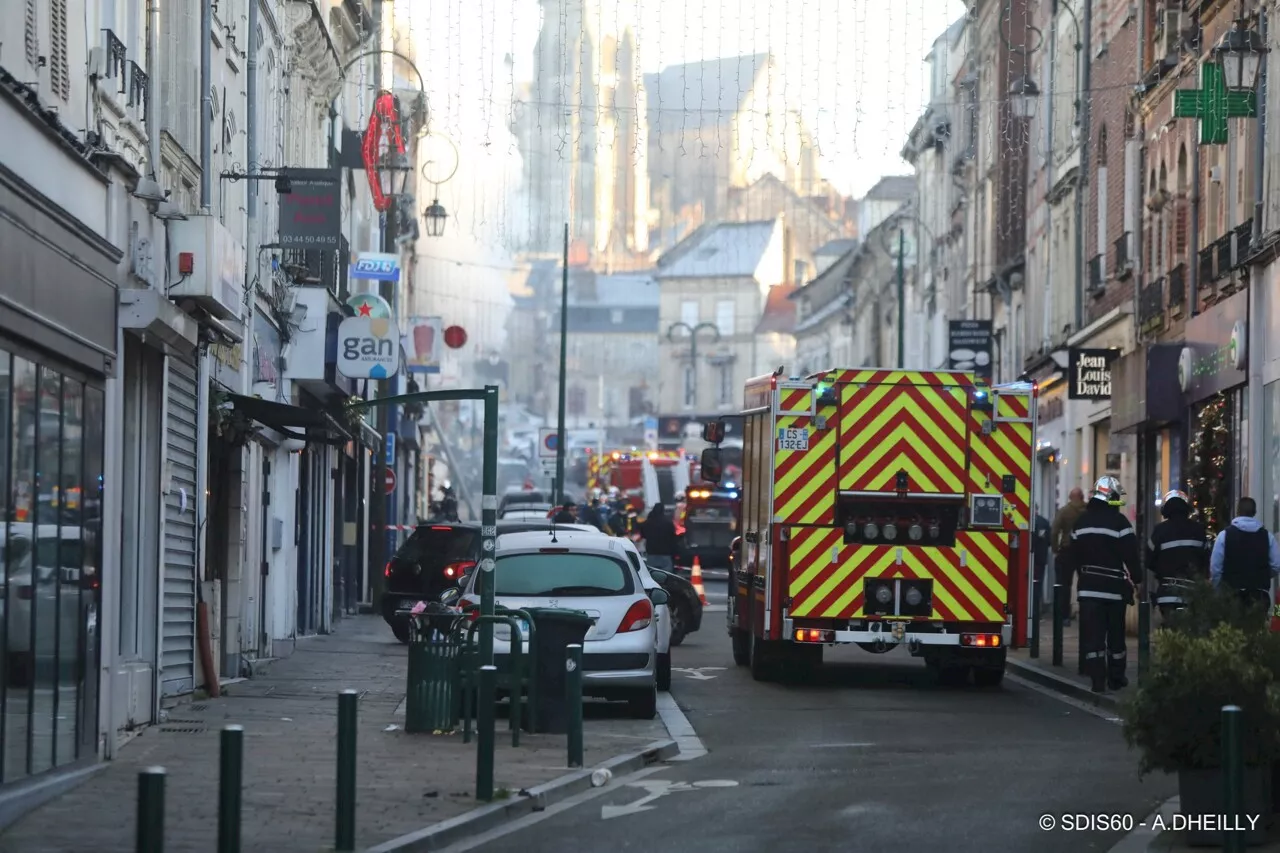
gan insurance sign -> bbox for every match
[337,293,400,380]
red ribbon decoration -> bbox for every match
[362,91,407,213]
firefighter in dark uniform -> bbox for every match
[1070,476,1142,693]
[1147,489,1210,618]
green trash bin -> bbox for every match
[405,611,466,733]
[523,608,594,734]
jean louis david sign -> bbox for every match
[338,293,400,380]
[1068,348,1119,400]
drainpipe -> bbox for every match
[147,0,162,179]
[1247,10,1268,506]
[1040,0,1058,352]
[247,0,260,293]
[1073,0,1092,333]
[200,0,213,211]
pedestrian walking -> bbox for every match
[1033,509,1051,616]
[1051,487,1088,626]
[1147,489,1210,618]
[1209,496,1280,613]
[1070,476,1142,693]
[638,503,678,571]
[552,501,576,524]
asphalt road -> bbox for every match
[467,579,1176,853]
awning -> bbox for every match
[227,393,353,445]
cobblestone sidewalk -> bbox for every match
[0,616,668,852]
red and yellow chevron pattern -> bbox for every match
[773,388,836,525]
[816,369,975,388]
[786,527,1009,622]
[837,377,970,495]
[968,391,1034,530]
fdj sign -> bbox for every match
[1068,348,1119,400]
[337,316,400,380]
[350,252,401,282]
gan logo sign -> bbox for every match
[338,316,400,379]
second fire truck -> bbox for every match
[702,368,1037,685]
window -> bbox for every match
[718,364,734,406]
[49,0,70,100]
[683,366,696,408]
[715,301,735,336]
[681,300,698,328]
[489,553,631,596]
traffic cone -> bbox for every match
[691,556,709,606]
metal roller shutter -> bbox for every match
[161,356,199,696]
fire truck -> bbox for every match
[702,368,1037,685]
[590,449,693,511]
[676,482,742,568]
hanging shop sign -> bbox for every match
[402,316,443,374]
[1178,289,1248,403]
[1111,344,1184,434]
[947,320,994,382]
[278,169,342,249]
[337,293,399,380]
[1067,348,1120,400]
[350,252,401,283]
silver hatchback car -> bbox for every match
[457,530,664,719]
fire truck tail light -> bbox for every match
[863,522,879,539]
[907,523,923,541]
[927,521,941,539]
[794,628,834,643]
[960,633,1001,648]
[882,523,898,541]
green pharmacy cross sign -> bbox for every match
[1173,62,1257,145]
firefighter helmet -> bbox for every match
[1161,489,1191,518]
[1091,476,1125,507]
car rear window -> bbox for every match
[396,527,477,568]
[500,491,549,509]
[492,552,632,596]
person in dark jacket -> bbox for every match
[1147,489,1210,617]
[639,503,678,571]
[1070,476,1142,693]
[552,501,576,524]
[1033,510,1051,615]
[1209,496,1280,612]
[1051,487,1088,626]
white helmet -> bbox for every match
[1092,476,1125,507]
[1161,489,1191,517]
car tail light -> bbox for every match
[793,628,834,643]
[618,598,653,632]
[431,525,452,531]
[16,585,32,601]
[675,524,686,536]
[384,561,393,578]
[444,560,476,579]
[960,633,1001,648]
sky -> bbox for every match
[403,0,967,252]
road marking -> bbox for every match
[809,742,875,748]
[703,604,727,612]
[658,692,706,761]
[601,778,740,819]
[1005,673,1122,725]
[672,666,726,681]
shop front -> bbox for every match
[1179,290,1249,536]
[1023,354,1066,519]
[1111,344,1186,542]
[0,93,117,798]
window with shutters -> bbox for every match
[1175,145,1189,259]
[24,0,39,69]
[49,0,70,100]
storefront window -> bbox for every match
[0,347,102,785]
[1263,380,1280,531]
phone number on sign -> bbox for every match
[1039,814,1136,832]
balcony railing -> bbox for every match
[1168,263,1187,313]
[1138,277,1165,333]
[101,29,127,92]
[1234,219,1255,267]
[1214,234,1232,280]
[1113,231,1133,278]
[1087,254,1105,295]
[127,60,148,122]
[1198,246,1216,288]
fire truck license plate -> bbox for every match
[891,622,906,639]
[777,427,810,451]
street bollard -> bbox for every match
[136,766,166,853]
[1051,582,1064,667]
[335,690,358,852]
[1223,704,1244,853]
[1030,576,1042,659]
[1137,593,1151,680]
[218,725,244,853]
[476,665,497,801]
[566,644,584,768]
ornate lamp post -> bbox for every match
[666,321,722,411]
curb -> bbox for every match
[1007,657,1122,712]
[363,739,680,852]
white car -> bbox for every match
[457,530,666,719]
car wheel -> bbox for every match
[391,621,411,644]
[669,600,690,646]
[628,685,658,719]
[656,652,672,691]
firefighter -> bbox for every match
[1147,489,1210,618]
[1070,476,1141,693]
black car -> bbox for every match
[381,522,479,643]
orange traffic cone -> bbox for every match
[691,556,709,606]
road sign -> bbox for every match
[384,468,397,495]
[539,428,559,457]
[540,457,557,475]
[385,432,396,466]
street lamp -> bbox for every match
[379,150,412,199]
[1010,75,1041,120]
[423,199,448,237]
[666,322,721,411]
[1214,19,1268,91]
[419,133,460,239]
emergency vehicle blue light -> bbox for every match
[723,482,736,489]
[727,491,739,499]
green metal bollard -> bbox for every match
[1223,704,1244,853]
[476,665,497,801]
[218,726,243,853]
[566,644,584,768]
[335,690,358,852]
[1051,583,1064,667]
[1137,595,1151,680]
[1030,576,1042,659]
[136,766,166,853]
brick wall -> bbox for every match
[1085,12,1139,324]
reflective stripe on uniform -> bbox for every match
[1078,590,1124,601]
[1081,564,1127,580]
[1084,651,1104,659]
[1110,652,1126,659]
[1160,539,1204,550]
[1155,596,1185,604]
[1073,526,1135,538]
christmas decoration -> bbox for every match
[1186,395,1231,535]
